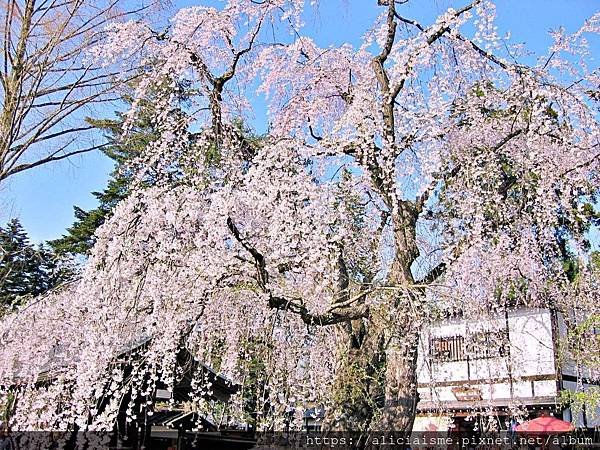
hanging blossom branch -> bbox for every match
[226,217,369,326]
[0,0,598,437]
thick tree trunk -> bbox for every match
[323,318,420,448]
[322,319,386,434]
[324,207,422,447]
[374,213,421,434]
[377,331,419,433]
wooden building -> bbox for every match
[414,307,600,435]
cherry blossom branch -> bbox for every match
[560,144,600,177]
[394,4,525,73]
[416,128,524,213]
[226,217,370,326]
[210,15,265,142]
[372,0,399,144]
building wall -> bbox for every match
[417,308,558,406]
[507,309,556,379]
[416,307,600,429]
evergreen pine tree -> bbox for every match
[0,219,71,308]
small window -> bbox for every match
[430,335,466,362]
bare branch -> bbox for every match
[2,143,110,180]
[0,0,158,182]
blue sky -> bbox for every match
[2,0,599,243]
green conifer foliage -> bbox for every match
[0,219,71,308]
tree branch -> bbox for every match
[226,217,370,326]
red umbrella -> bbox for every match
[515,416,575,435]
